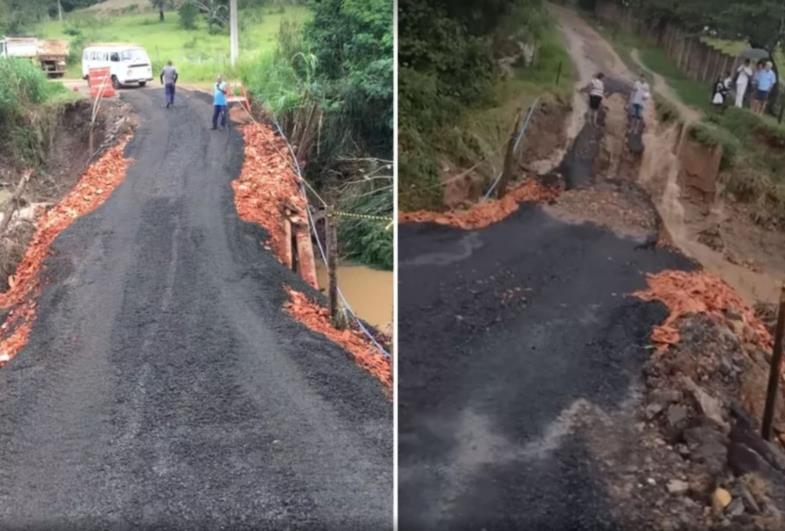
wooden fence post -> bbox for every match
[762,284,785,441]
[326,208,344,329]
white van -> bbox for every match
[82,44,153,88]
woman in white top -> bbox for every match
[735,59,754,108]
[588,72,605,127]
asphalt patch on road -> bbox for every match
[0,89,391,529]
[399,204,694,529]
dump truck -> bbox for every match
[0,37,69,77]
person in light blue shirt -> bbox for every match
[752,61,777,115]
[211,75,228,130]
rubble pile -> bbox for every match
[626,271,785,529]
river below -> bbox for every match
[315,262,393,334]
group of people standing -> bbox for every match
[712,59,777,114]
[158,60,230,129]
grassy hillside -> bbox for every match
[38,4,310,81]
[399,5,573,212]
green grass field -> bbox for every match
[38,5,310,81]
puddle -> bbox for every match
[315,262,393,333]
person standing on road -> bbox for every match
[629,72,650,134]
[587,72,605,127]
[160,60,178,109]
[734,59,753,108]
[211,75,228,130]
[752,61,777,115]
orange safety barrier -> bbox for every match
[88,67,116,98]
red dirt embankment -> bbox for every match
[400,180,559,230]
[635,270,772,352]
[232,123,318,289]
[284,287,391,391]
[234,121,391,391]
[0,139,132,364]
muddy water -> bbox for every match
[315,262,393,332]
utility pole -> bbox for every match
[229,0,239,68]
[57,0,63,22]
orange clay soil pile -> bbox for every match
[284,286,392,393]
[634,270,772,352]
[0,138,131,364]
[399,180,559,230]
[232,123,310,266]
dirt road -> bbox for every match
[0,89,391,529]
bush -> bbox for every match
[179,1,199,30]
[687,121,741,169]
[653,92,680,123]
[0,58,70,163]
[0,59,62,121]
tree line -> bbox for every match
[594,0,785,69]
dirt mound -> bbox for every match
[634,270,772,351]
[399,179,559,229]
[545,184,658,241]
[284,286,391,392]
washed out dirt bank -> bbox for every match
[400,180,559,229]
[0,89,391,528]
[0,140,131,363]
[0,99,135,364]
[548,9,785,529]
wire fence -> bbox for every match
[271,120,392,360]
[235,90,391,359]
[483,97,541,200]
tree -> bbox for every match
[305,0,393,155]
[150,0,166,21]
[178,0,198,29]
[191,0,229,33]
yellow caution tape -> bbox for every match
[330,210,394,222]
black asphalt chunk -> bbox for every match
[398,204,694,530]
[0,89,391,530]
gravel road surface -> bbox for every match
[399,206,693,529]
[0,88,391,530]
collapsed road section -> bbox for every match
[0,89,391,528]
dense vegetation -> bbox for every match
[0,58,74,165]
[399,0,568,211]
[242,0,393,269]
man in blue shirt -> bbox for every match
[211,75,228,130]
[752,61,777,115]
